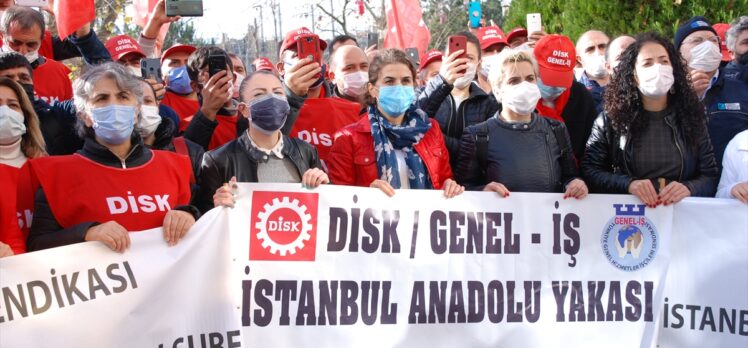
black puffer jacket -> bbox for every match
[417,76,499,168]
[196,132,322,213]
[456,112,579,192]
[27,133,201,251]
[581,112,718,196]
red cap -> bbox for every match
[253,57,275,72]
[533,34,575,88]
[161,44,197,63]
[419,49,443,71]
[506,27,528,43]
[712,23,732,62]
[104,35,145,62]
[279,27,328,57]
[477,26,507,50]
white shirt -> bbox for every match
[247,132,285,159]
[394,149,410,189]
[717,129,748,199]
[0,138,27,168]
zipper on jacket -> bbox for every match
[108,144,140,169]
[663,117,685,182]
[545,133,555,189]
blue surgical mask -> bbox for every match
[166,66,193,95]
[377,86,415,117]
[249,94,290,134]
[536,77,567,101]
[91,104,136,145]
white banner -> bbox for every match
[658,198,748,346]
[231,184,675,347]
[0,208,243,348]
[2,184,746,348]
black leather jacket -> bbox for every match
[581,112,718,196]
[417,76,499,168]
[456,112,579,192]
[195,131,322,213]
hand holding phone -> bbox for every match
[448,35,468,74]
[140,58,163,84]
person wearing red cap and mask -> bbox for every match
[675,16,748,174]
[417,49,442,88]
[276,27,329,134]
[181,46,240,151]
[417,31,499,170]
[507,27,529,49]
[159,43,199,131]
[475,26,508,94]
[532,34,598,162]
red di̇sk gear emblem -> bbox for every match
[250,191,319,261]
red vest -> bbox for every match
[208,114,238,150]
[31,151,192,231]
[33,58,73,105]
[290,97,362,167]
[161,91,200,132]
[0,163,25,254]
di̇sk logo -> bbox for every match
[250,191,319,261]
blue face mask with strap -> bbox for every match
[249,94,291,134]
[166,65,193,95]
[91,104,136,145]
[377,86,415,117]
[536,77,567,101]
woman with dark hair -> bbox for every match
[582,32,718,206]
[27,63,199,252]
[0,77,45,256]
[327,48,463,198]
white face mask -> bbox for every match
[636,64,674,97]
[137,105,162,136]
[454,63,477,89]
[232,74,245,99]
[128,65,143,77]
[340,71,368,98]
[688,41,722,72]
[479,54,502,79]
[0,105,26,144]
[496,81,541,116]
[583,54,608,79]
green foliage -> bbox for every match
[162,20,211,48]
[422,0,505,51]
[503,0,748,42]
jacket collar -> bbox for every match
[150,117,177,149]
[79,132,151,168]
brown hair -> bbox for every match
[0,77,45,158]
[365,48,417,105]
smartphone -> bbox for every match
[14,0,48,6]
[367,32,379,48]
[208,54,227,77]
[468,1,482,29]
[165,0,204,17]
[140,58,163,83]
[448,35,467,74]
[405,48,420,69]
[527,13,542,34]
[297,36,321,64]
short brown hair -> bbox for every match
[365,48,416,105]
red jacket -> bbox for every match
[328,116,453,189]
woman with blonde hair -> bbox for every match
[456,49,588,199]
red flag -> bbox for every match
[383,0,431,58]
[52,0,95,39]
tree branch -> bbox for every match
[316,3,346,30]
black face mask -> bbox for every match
[20,83,35,102]
[738,52,748,66]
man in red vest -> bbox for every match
[160,43,199,130]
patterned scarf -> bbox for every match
[368,105,433,189]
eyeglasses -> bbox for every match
[683,36,720,46]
